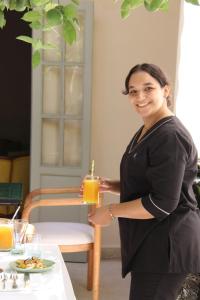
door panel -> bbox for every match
[30,0,93,242]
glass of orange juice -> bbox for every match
[0,218,14,251]
[83,175,100,204]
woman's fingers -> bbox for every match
[99,178,111,192]
[87,206,112,227]
[80,177,111,196]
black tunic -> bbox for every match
[119,116,200,277]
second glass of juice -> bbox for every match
[0,218,14,251]
[83,175,100,204]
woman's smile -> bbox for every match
[136,102,150,108]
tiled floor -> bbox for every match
[66,260,200,300]
[66,259,131,300]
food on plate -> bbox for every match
[16,257,46,269]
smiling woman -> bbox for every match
[86,63,200,300]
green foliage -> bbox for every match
[16,35,34,44]
[17,35,56,49]
[71,0,80,5]
[63,19,76,45]
[62,3,78,44]
[22,10,41,22]
[30,0,50,7]
[63,3,78,19]
[119,0,199,18]
[0,9,6,28]
[0,2,6,11]
[0,0,199,67]
[144,0,169,12]
[46,7,63,26]
[0,0,79,67]
[121,0,143,18]
[185,0,200,5]
[7,0,28,11]
[32,50,40,68]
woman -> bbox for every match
[88,63,200,299]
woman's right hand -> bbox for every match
[79,178,120,196]
[99,178,120,195]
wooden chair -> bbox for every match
[22,187,102,300]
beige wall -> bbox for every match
[91,0,182,248]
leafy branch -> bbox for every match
[116,0,200,19]
[0,0,80,67]
[0,0,199,67]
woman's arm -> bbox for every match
[110,199,154,219]
[89,131,189,226]
[88,199,154,227]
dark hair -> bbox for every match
[123,63,171,106]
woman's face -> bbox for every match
[128,71,170,119]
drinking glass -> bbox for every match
[83,175,100,204]
[25,233,42,258]
[11,219,28,254]
[0,218,14,251]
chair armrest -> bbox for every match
[22,197,85,221]
[23,187,80,209]
[26,187,80,199]
[22,187,103,222]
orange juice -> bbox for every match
[83,176,100,204]
[0,219,14,251]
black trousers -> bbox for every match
[129,272,188,300]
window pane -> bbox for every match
[43,26,62,61]
[42,119,60,165]
[65,14,84,63]
[43,66,61,114]
[64,120,81,166]
[64,66,83,116]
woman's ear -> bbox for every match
[163,85,170,99]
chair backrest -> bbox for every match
[0,156,11,182]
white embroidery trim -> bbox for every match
[128,118,173,154]
[128,130,141,154]
[149,194,170,215]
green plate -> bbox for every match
[10,259,55,273]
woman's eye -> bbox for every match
[145,87,153,92]
[129,90,137,96]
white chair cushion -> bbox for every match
[33,222,94,245]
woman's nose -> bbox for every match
[137,91,146,101]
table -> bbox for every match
[0,244,76,300]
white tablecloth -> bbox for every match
[0,244,76,300]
